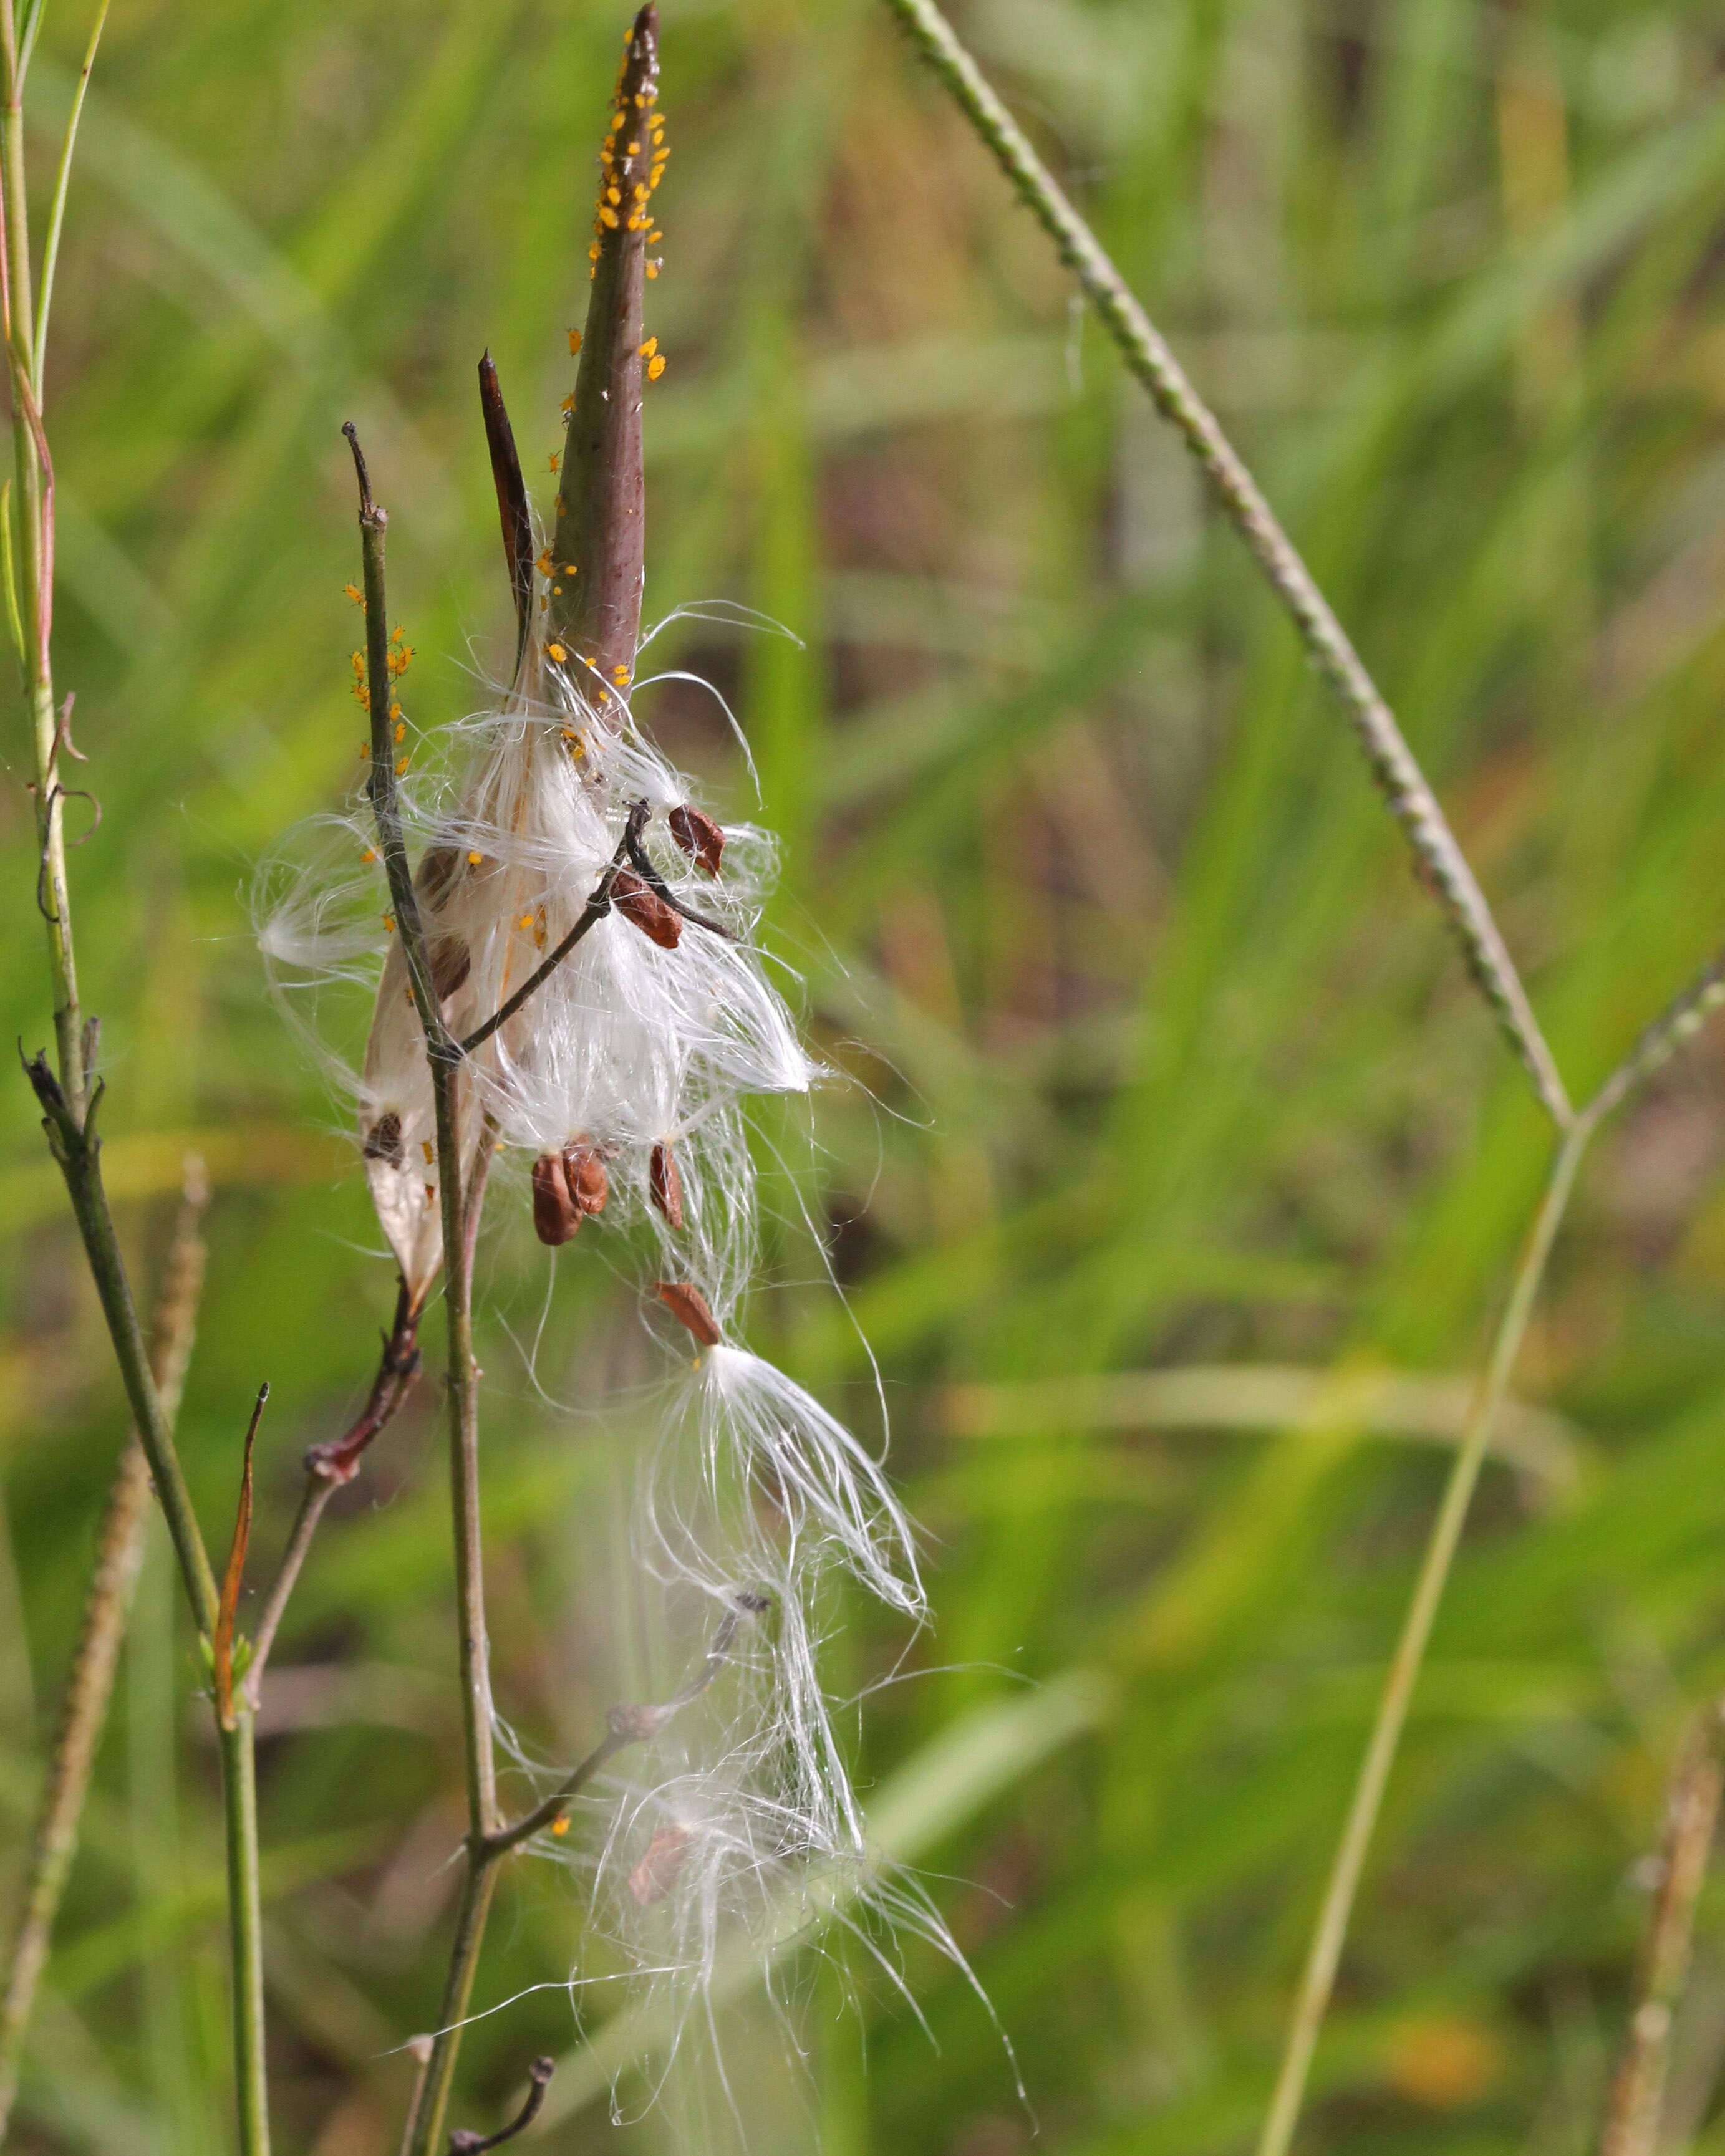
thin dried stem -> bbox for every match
[457,854,622,1055]
[0,1160,207,2141]
[486,1598,760,1860]
[449,2056,554,2154]
[347,427,500,2156]
[1598,1703,1725,2156]
[248,1279,425,1700]
[214,1385,269,1732]
[877,0,1572,1130]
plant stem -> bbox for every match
[26,1064,219,1634]
[1,8,80,1120]
[877,0,1572,1131]
[1254,1118,1590,2156]
[396,1092,495,2156]
[248,1281,425,1703]
[32,0,107,388]
[4,21,276,2139]
[0,1166,206,2141]
[345,430,500,2156]
[1598,1701,1724,2156]
[219,1713,270,2156]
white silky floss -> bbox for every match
[258,643,942,2055]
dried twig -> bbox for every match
[448,2056,554,2154]
[246,1281,424,1703]
[486,1595,765,1860]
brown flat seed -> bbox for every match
[668,802,724,876]
[362,1111,404,1167]
[611,867,681,948]
[532,1154,583,1244]
[563,1140,609,1216]
[657,1280,720,1345]
[649,1140,684,1229]
[430,932,471,1000]
[627,1822,690,1907]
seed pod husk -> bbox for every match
[549,4,660,708]
[533,1153,584,1244]
[649,1139,683,1228]
[564,1140,609,1216]
[430,931,471,1001]
[362,1110,404,1167]
[668,802,723,876]
[611,866,681,948]
[478,350,534,679]
[657,1279,720,1345]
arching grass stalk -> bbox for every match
[876,0,1570,1130]
[869,5,1725,2148]
[1252,946,1725,2156]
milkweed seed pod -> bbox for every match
[549,4,660,703]
[259,0,954,2095]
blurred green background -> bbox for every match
[6,0,1725,2149]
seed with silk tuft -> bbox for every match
[649,1139,683,1228]
[668,802,724,876]
[611,867,681,949]
[657,1279,720,1345]
[532,1154,584,1245]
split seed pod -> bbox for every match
[359,842,483,1307]
[549,4,660,708]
